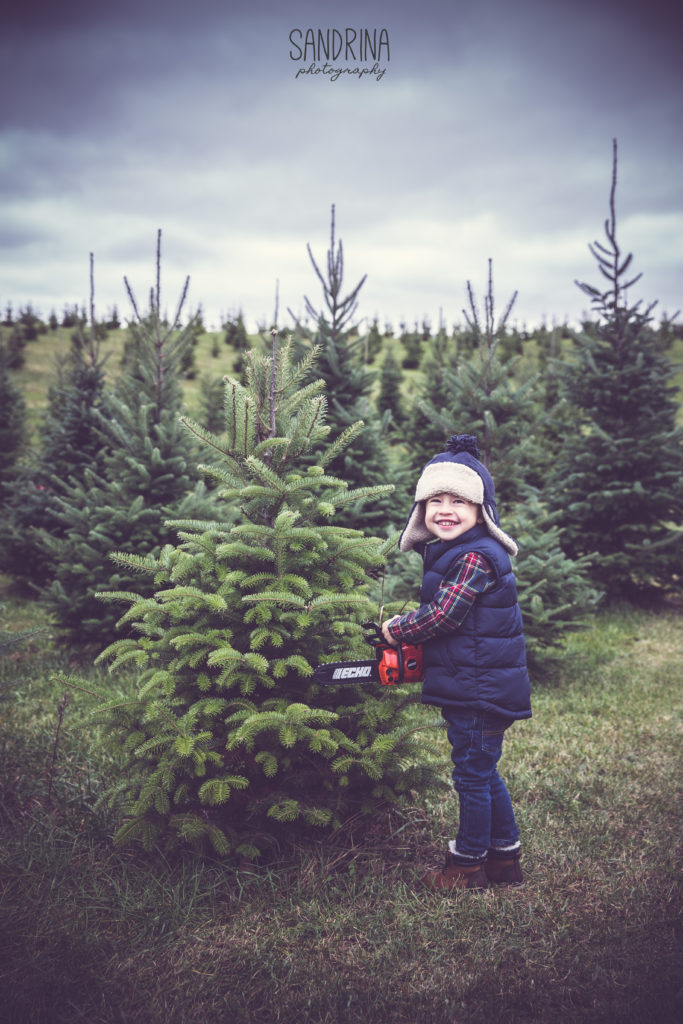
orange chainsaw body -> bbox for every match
[377,642,423,685]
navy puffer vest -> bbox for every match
[419,524,531,720]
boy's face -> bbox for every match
[424,492,481,542]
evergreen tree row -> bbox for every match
[1,145,681,670]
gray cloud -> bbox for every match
[0,1,681,331]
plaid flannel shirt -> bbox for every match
[387,551,495,645]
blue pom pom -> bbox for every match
[445,434,481,459]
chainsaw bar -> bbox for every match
[313,660,380,685]
[312,622,423,687]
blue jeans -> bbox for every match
[441,708,520,864]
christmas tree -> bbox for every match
[408,261,547,504]
[197,374,226,435]
[94,333,441,860]
[377,344,406,431]
[223,311,250,381]
[0,255,112,589]
[404,327,460,474]
[303,206,407,531]
[549,141,683,600]
[0,336,27,501]
[363,317,384,363]
[506,495,602,673]
[40,233,214,647]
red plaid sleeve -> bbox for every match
[386,552,494,645]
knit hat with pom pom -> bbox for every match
[398,434,518,555]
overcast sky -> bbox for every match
[1,0,682,335]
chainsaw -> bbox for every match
[313,621,423,687]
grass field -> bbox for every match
[1,590,681,1024]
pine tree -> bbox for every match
[40,262,112,485]
[40,233,214,648]
[92,334,442,860]
[399,321,425,370]
[377,345,406,430]
[221,311,251,383]
[197,374,226,434]
[223,311,248,350]
[404,327,460,474]
[549,141,683,600]
[303,206,374,414]
[303,206,407,531]
[0,337,27,501]
[0,333,112,588]
[408,261,547,504]
[363,317,384,363]
[506,495,602,673]
[0,256,112,588]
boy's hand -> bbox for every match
[381,618,400,647]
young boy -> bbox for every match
[382,434,531,891]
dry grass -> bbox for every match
[1,605,681,1023]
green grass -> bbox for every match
[1,597,681,1023]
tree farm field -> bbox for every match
[9,325,246,441]
[1,586,681,1024]
[12,325,683,442]
[6,320,455,443]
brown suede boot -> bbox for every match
[423,852,489,892]
[484,854,523,886]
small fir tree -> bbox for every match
[17,304,44,340]
[223,311,248,349]
[40,258,112,485]
[404,327,460,474]
[506,495,602,674]
[40,233,214,648]
[198,374,226,435]
[377,345,406,430]
[549,141,683,599]
[399,321,425,370]
[303,206,407,531]
[408,261,548,504]
[0,337,27,501]
[0,255,112,588]
[106,306,121,330]
[303,206,374,414]
[180,307,203,379]
[94,334,441,860]
[5,323,27,369]
[363,317,384,363]
[0,335,112,588]
[223,311,250,381]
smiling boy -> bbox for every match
[423,492,480,541]
[381,434,531,891]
